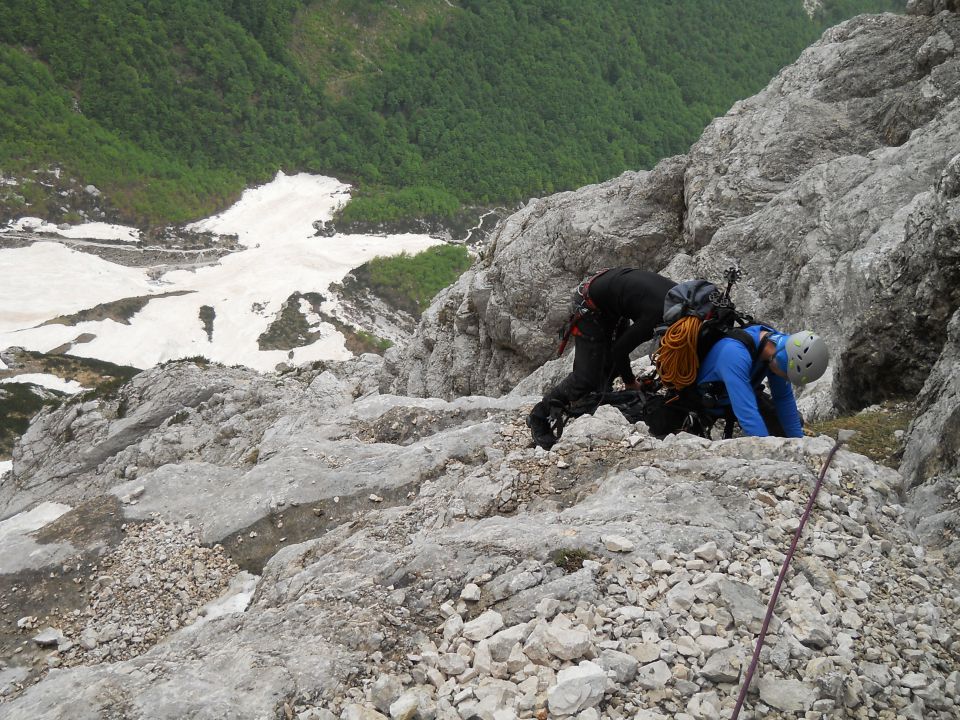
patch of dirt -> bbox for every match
[0,348,140,389]
[0,350,140,456]
[0,495,127,691]
[353,405,504,446]
[40,291,194,327]
[222,482,420,574]
[258,292,326,351]
[199,304,215,341]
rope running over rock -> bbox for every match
[730,432,851,719]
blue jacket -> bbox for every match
[696,325,803,438]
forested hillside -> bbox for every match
[0,0,902,226]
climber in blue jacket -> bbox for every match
[696,325,829,437]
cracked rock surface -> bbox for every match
[0,356,958,719]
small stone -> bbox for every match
[460,583,481,602]
[437,653,469,676]
[693,542,718,562]
[675,635,700,658]
[372,675,403,713]
[463,610,504,641]
[666,582,696,612]
[79,629,98,650]
[756,492,777,507]
[341,704,388,720]
[597,649,639,683]
[636,660,672,690]
[443,614,464,641]
[812,541,838,559]
[546,661,606,716]
[32,628,64,647]
[758,676,817,712]
[901,673,928,690]
[625,641,660,664]
[536,597,561,619]
[602,535,635,553]
[696,635,729,656]
[699,647,742,683]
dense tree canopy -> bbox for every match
[0,0,902,224]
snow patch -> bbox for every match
[186,171,351,250]
[58,222,141,243]
[0,242,157,334]
[189,571,260,628]
[5,218,139,242]
[0,173,443,371]
[0,502,72,545]
[0,373,88,394]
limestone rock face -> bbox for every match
[902,305,960,564]
[382,158,688,400]
[902,308,960,486]
[908,0,960,16]
[2,358,958,718]
[3,7,960,719]
[385,10,960,418]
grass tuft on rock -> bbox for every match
[807,400,914,469]
[550,548,594,573]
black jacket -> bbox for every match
[587,268,676,383]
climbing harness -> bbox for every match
[556,268,610,356]
[730,431,853,720]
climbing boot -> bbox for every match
[526,405,557,450]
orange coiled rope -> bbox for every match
[655,315,702,389]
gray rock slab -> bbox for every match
[758,675,819,713]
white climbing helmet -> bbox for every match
[774,331,829,386]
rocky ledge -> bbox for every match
[0,357,957,719]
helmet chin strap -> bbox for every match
[759,331,786,361]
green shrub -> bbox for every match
[0,384,54,456]
[353,330,393,354]
[338,186,460,224]
[355,244,471,315]
[550,547,594,573]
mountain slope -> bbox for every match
[384,6,960,417]
[0,0,901,225]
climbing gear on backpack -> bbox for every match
[774,331,829,385]
[653,267,757,390]
[655,315,703,388]
[556,268,610,356]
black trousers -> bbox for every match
[532,311,628,418]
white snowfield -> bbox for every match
[0,373,87,394]
[6,217,141,243]
[0,172,444,373]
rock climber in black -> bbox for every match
[527,267,676,449]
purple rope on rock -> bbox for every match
[730,434,849,720]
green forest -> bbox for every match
[0,0,903,225]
